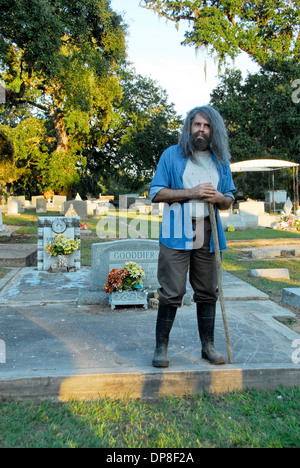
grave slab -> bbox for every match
[249,268,290,280]
[281,288,300,310]
[0,244,37,267]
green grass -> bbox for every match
[225,228,300,241]
[0,387,299,448]
[222,249,300,303]
[4,210,300,241]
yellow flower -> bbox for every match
[45,235,80,256]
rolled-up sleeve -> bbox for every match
[150,185,167,202]
[218,163,236,199]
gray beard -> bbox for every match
[190,132,211,154]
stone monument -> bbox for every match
[63,200,88,218]
[36,198,47,213]
[7,200,19,216]
[37,216,81,271]
[0,208,7,234]
[79,239,160,305]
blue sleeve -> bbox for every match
[150,150,171,202]
[219,163,236,198]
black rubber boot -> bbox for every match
[197,302,226,365]
[152,302,177,368]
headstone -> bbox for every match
[52,195,67,210]
[77,239,160,305]
[13,199,24,213]
[0,208,7,233]
[281,288,300,310]
[93,205,109,217]
[36,198,47,213]
[37,216,81,271]
[7,200,19,216]
[9,195,25,207]
[65,204,78,217]
[87,201,99,216]
[249,268,290,280]
[63,200,88,218]
[91,239,160,292]
[31,195,44,208]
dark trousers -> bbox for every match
[157,217,218,307]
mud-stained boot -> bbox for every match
[197,302,226,365]
[152,302,177,368]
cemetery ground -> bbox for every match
[0,209,300,447]
[1,208,300,332]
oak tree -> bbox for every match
[0,0,126,193]
[140,0,300,68]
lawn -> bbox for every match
[222,246,300,304]
[0,387,299,448]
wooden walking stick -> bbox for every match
[208,203,233,364]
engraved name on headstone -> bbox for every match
[90,239,160,292]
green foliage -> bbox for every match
[0,118,46,190]
[141,0,300,68]
[211,64,300,162]
[0,388,299,447]
[0,1,182,196]
[210,63,300,198]
[0,0,127,194]
[116,69,182,175]
[77,67,182,197]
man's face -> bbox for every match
[190,113,211,151]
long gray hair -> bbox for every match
[179,106,231,163]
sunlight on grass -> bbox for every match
[222,248,300,302]
[1,388,299,448]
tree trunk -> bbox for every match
[51,108,69,153]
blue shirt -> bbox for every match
[150,145,236,251]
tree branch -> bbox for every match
[17,99,48,112]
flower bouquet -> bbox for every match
[45,234,80,270]
[45,234,80,257]
[103,262,147,309]
[0,182,13,204]
[43,190,54,202]
[103,262,145,293]
[273,213,300,232]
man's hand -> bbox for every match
[153,183,233,210]
[190,183,219,202]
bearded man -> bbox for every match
[150,105,236,367]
